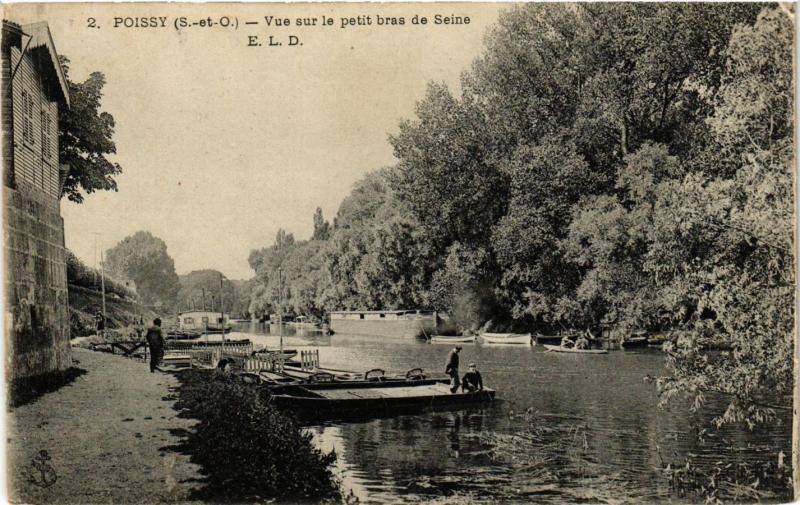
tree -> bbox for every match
[311,208,331,241]
[389,83,508,254]
[177,270,236,313]
[58,57,122,203]
[654,7,794,428]
[104,231,180,309]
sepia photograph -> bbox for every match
[1,2,796,504]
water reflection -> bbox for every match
[230,322,791,503]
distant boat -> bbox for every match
[429,335,476,344]
[329,310,438,338]
[287,316,319,329]
[543,344,608,354]
[481,332,533,345]
[534,333,566,345]
[253,348,298,361]
[622,335,649,348]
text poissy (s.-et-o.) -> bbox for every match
[103,14,471,31]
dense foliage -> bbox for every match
[58,57,122,203]
[246,5,793,429]
[174,369,341,502]
[177,270,234,312]
[66,249,136,300]
[104,231,181,309]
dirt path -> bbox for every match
[7,347,203,504]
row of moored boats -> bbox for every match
[428,332,610,354]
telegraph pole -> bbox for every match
[98,239,107,337]
[220,273,226,344]
[278,266,284,373]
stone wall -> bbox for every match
[4,182,71,379]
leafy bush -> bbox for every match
[174,369,341,502]
[66,249,136,300]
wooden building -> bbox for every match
[2,21,72,379]
[178,310,231,332]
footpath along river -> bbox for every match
[224,322,791,504]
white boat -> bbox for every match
[480,332,533,345]
[429,335,477,344]
[543,344,608,354]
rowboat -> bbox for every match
[480,332,533,345]
[429,335,477,344]
[622,336,649,348]
[268,379,495,418]
[543,344,608,354]
[534,333,568,345]
[253,349,299,361]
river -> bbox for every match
[225,322,791,504]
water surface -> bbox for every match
[226,322,791,504]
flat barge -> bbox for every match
[329,310,437,338]
[268,379,495,418]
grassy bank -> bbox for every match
[68,284,157,337]
[173,369,342,503]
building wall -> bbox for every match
[4,185,71,379]
[3,37,71,379]
[10,46,60,198]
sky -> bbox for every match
[6,3,506,279]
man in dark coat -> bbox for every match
[445,346,462,393]
[461,363,483,393]
[145,318,166,373]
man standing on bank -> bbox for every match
[145,318,166,373]
[445,345,462,393]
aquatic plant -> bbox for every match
[660,454,792,503]
[174,369,341,502]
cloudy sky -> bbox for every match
[7,3,504,279]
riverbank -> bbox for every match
[6,347,202,504]
[68,283,157,337]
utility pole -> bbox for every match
[99,242,107,336]
[278,266,284,373]
[220,273,226,344]
[93,233,98,289]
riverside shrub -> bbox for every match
[175,369,341,502]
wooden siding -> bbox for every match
[10,45,61,200]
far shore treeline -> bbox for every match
[246,4,794,428]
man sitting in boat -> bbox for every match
[461,363,483,393]
[574,333,590,350]
[560,334,575,348]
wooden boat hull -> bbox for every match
[429,335,476,344]
[543,344,608,354]
[622,336,649,348]
[481,333,533,345]
[270,381,495,418]
[534,333,564,345]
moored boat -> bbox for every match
[429,335,476,344]
[253,348,299,361]
[534,333,567,345]
[329,310,438,338]
[481,332,533,345]
[268,379,495,418]
[543,344,608,354]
